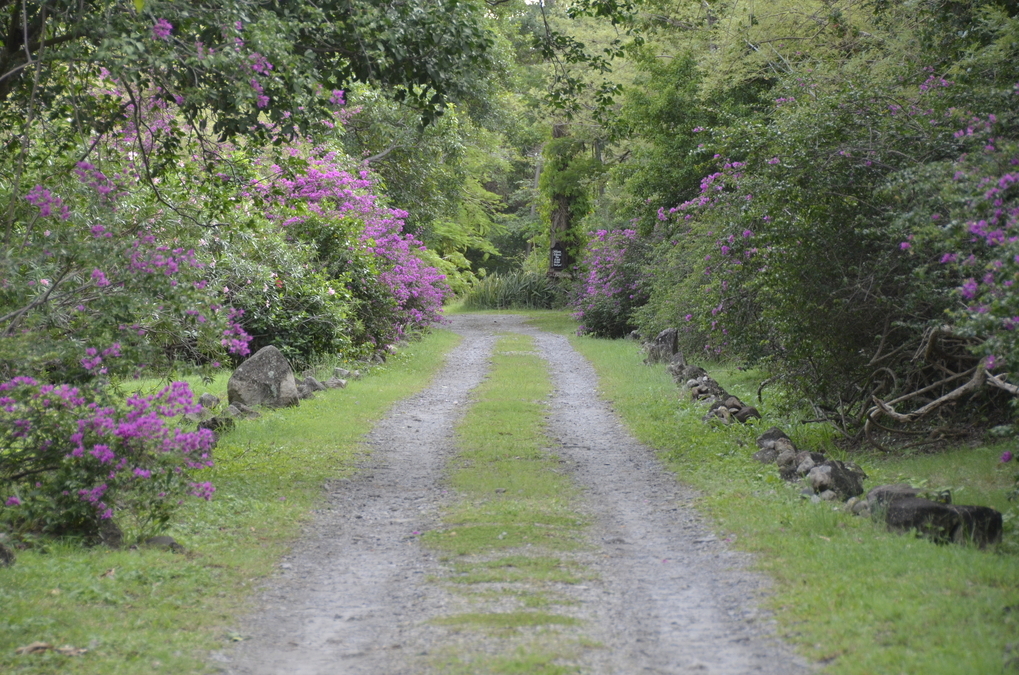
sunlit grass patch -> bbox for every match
[0,330,460,675]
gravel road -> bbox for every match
[217,314,813,674]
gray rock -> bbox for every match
[334,367,351,379]
[352,370,362,381]
[99,518,123,548]
[950,505,1003,548]
[297,384,316,400]
[756,427,793,451]
[227,346,300,408]
[703,404,732,424]
[806,460,866,500]
[885,498,1002,547]
[324,377,348,389]
[753,446,780,464]
[198,393,220,410]
[304,377,328,392]
[723,396,744,410]
[690,376,728,401]
[852,501,871,517]
[734,406,762,423]
[199,416,235,433]
[183,408,215,425]
[885,497,960,543]
[819,490,838,501]
[671,365,708,387]
[794,451,827,476]
[625,330,641,341]
[644,328,680,364]
[866,484,949,521]
[0,541,14,567]
[144,535,184,553]
[777,446,800,480]
[231,402,261,419]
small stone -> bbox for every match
[334,367,351,379]
[198,393,220,410]
[199,416,234,433]
[756,426,792,450]
[819,490,838,501]
[734,406,762,423]
[144,536,184,553]
[304,377,328,392]
[231,402,261,419]
[0,541,15,567]
[352,370,362,380]
[324,378,348,389]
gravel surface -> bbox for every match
[217,314,813,674]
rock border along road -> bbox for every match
[218,314,812,674]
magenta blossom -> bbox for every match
[152,19,173,40]
[1002,451,1014,463]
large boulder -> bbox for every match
[866,484,950,521]
[805,460,866,500]
[883,497,1002,547]
[885,498,960,543]
[644,328,680,364]
[950,505,1003,548]
[227,346,300,408]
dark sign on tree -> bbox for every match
[551,242,566,271]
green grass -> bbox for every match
[0,329,460,675]
[422,333,594,672]
[560,318,1019,675]
[432,612,582,631]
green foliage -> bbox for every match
[461,272,567,310]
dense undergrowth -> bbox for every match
[0,330,459,675]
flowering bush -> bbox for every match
[0,375,215,542]
[247,143,451,347]
[573,229,648,338]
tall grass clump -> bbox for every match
[461,272,567,310]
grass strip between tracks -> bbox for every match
[423,332,593,675]
[0,329,460,675]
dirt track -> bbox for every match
[217,314,812,674]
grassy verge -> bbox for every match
[0,329,460,675]
[423,333,593,675]
[561,324,1019,675]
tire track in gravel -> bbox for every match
[218,314,813,674]
[218,322,499,675]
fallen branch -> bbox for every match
[869,361,987,424]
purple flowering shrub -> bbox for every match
[637,67,1019,434]
[0,376,215,542]
[247,142,451,348]
[0,167,252,380]
[572,229,648,338]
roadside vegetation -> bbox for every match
[0,331,458,675]
[511,309,1019,675]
